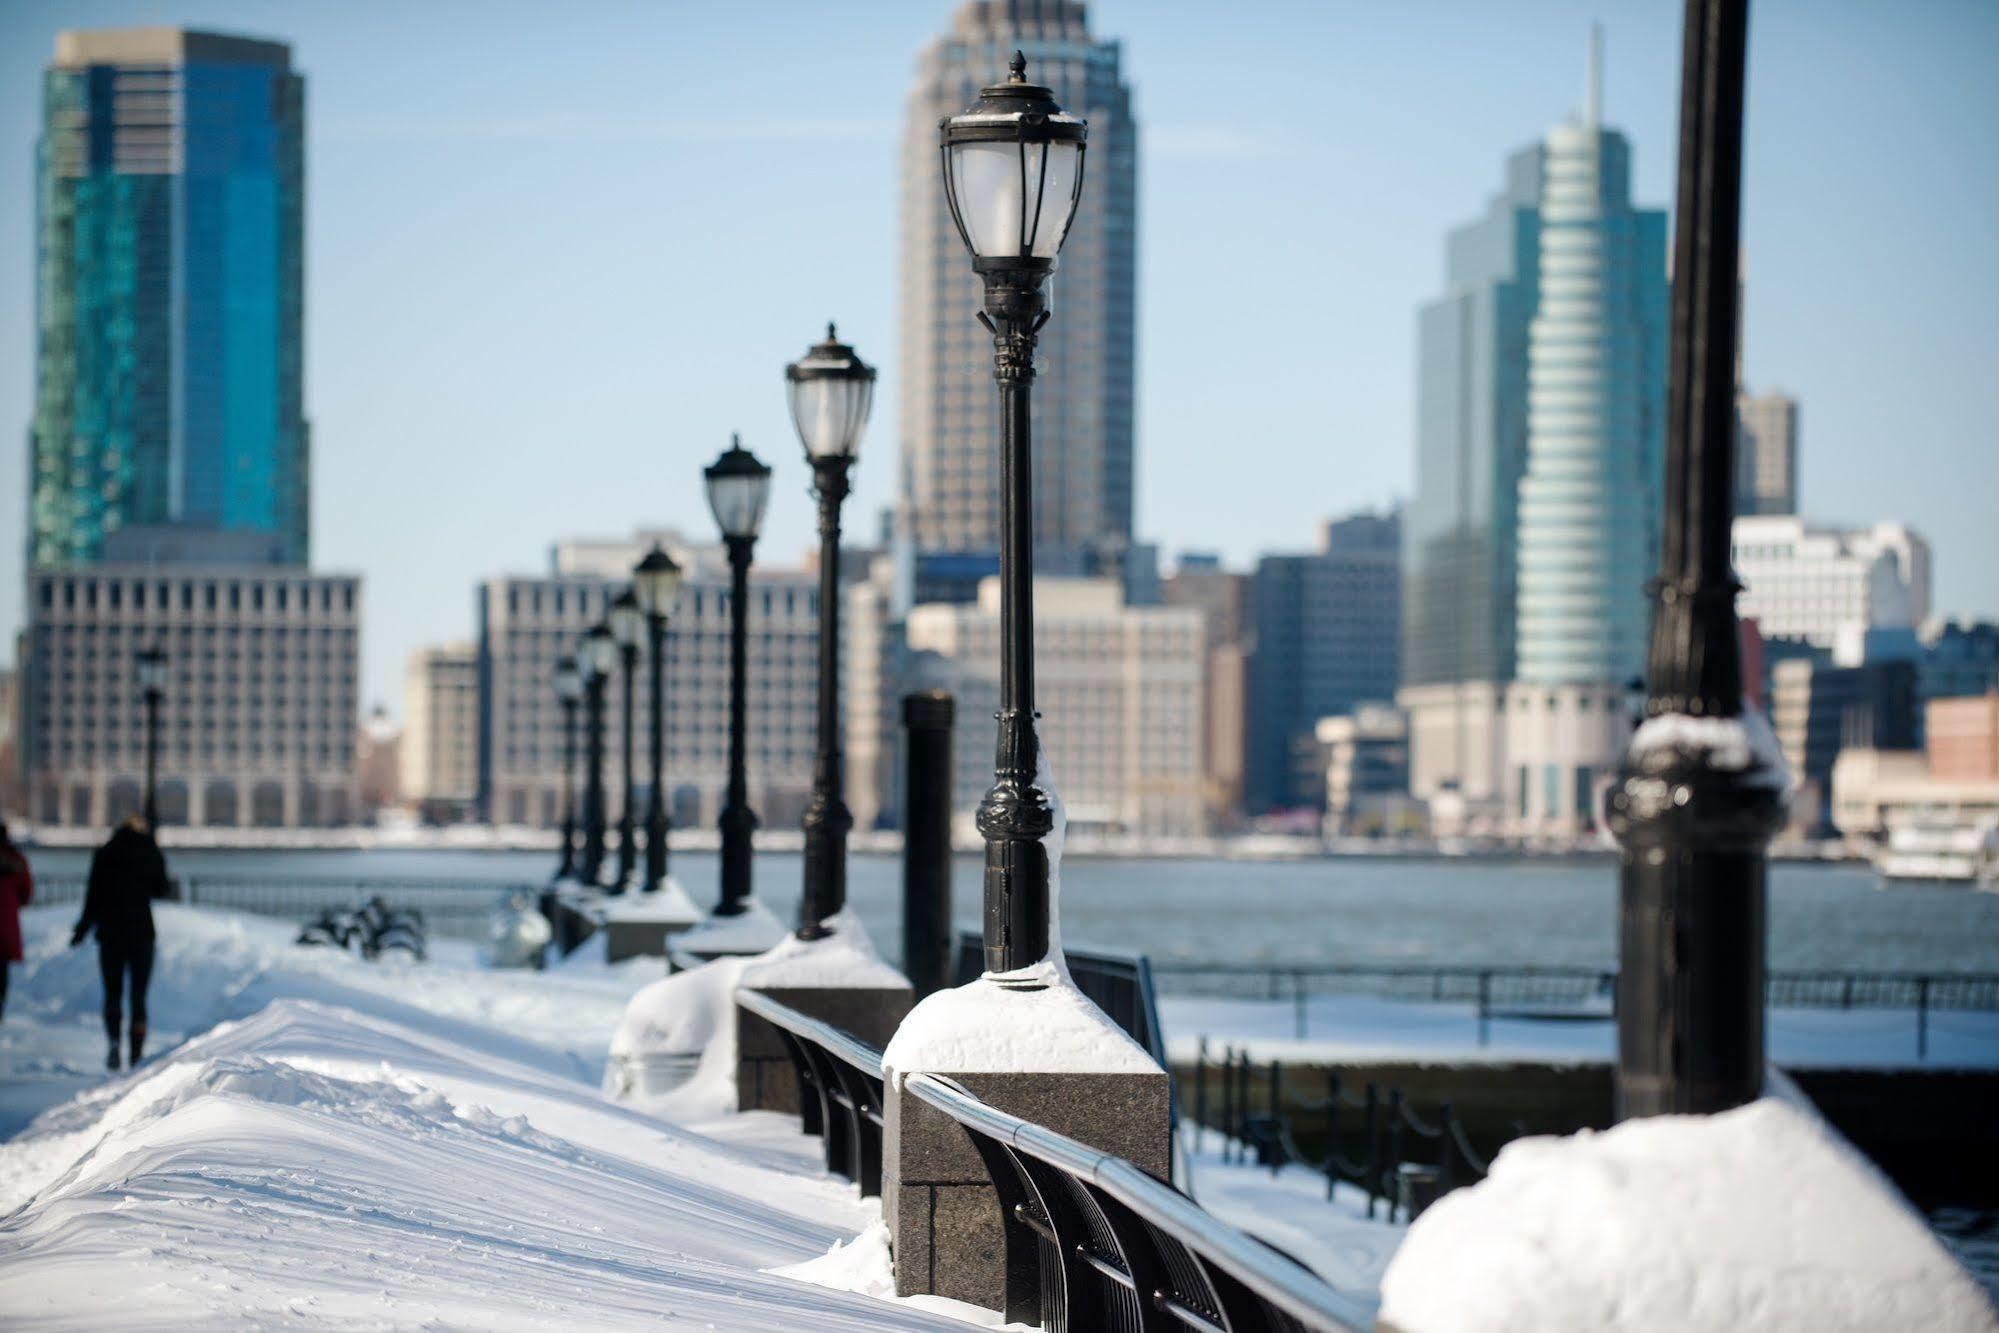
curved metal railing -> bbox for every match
[738,987,1376,1331]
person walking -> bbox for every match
[72,815,165,1069]
[0,819,32,1023]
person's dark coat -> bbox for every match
[0,836,31,963]
[73,825,164,950]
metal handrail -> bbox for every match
[906,1069,1378,1331]
[736,986,886,1078]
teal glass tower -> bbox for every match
[29,29,307,569]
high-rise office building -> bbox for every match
[1404,32,1667,834]
[1246,512,1402,814]
[899,1,1137,571]
[1399,137,1542,813]
[403,643,480,820]
[1735,390,1799,517]
[29,29,308,569]
[1732,516,1931,666]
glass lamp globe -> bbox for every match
[705,435,774,541]
[135,645,168,693]
[609,588,645,649]
[583,623,617,679]
[785,324,875,462]
[939,51,1088,271]
[554,655,583,702]
[633,546,683,617]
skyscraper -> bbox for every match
[29,28,308,569]
[1399,142,1542,810]
[898,1,1137,572]
[1735,389,1799,516]
[1404,31,1667,834]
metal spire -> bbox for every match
[1586,21,1604,128]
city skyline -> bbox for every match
[0,0,1993,719]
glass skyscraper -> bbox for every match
[898,0,1137,572]
[29,28,307,570]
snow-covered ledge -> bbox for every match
[1377,1094,1996,1332]
[876,746,1172,1311]
[597,877,703,962]
[732,909,912,1117]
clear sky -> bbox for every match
[2,0,1994,718]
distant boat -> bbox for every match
[1870,819,1999,888]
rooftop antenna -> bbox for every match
[1585,21,1603,128]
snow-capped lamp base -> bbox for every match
[732,909,913,1118]
[599,877,703,962]
[877,957,1172,1310]
[666,897,789,971]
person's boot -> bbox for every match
[129,1026,147,1068]
[106,1042,121,1071]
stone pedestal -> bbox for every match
[734,985,912,1115]
[599,878,703,962]
[885,1069,1171,1308]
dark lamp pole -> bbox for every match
[553,655,583,881]
[706,436,774,916]
[580,622,616,885]
[940,53,1087,981]
[1606,0,1784,1119]
[135,644,167,829]
[787,325,875,940]
[609,587,644,891]
[633,546,682,892]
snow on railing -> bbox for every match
[738,988,1377,1331]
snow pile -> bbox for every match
[1378,1098,1996,1332]
[770,1220,1024,1328]
[883,960,1160,1077]
[737,908,908,990]
[606,954,752,1115]
[1626,707,1791,789]
[0,910,997,1329]
[669,897,790,962]
[600,877,703,925]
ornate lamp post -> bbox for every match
[633,547,683,893]
[1606,0,1783,1119]
[940,52,1087,979]
[705,436,774,916]
[135,644,167,829]
[580,622,616,886]
[786,325,876,940]
[609,588,645,891]
[553,655,583,881]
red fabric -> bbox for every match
[0,857,31,962]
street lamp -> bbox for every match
[940,52,1087,979]
[705,436,773,916]
[580,622,617,885]
[553,655,583,881]
[633,546,683,893]
[1606,0,1783,1119]
[135,644,167,829]
[609,587,645,891]
[786,324,876,939]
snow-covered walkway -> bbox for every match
[0,906,1007,1328]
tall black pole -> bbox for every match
[975,275,1054,980]
[797,459,852,939]
[615,640,638,889]
[1607,0,1783,1119]
[902,690,955,999]
[717,535,758,915]
[557,696,579,880]
[582,668,608,884]
[643,610,670,892]
[142,688,161,829]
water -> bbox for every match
[27,846,1999,973]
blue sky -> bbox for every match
[2,0,1994,716]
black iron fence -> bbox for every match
[1152,961,1999,1055]
[1188,1042,1504,1226]
[738,988,1376,1332]
[29,873,532,940]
